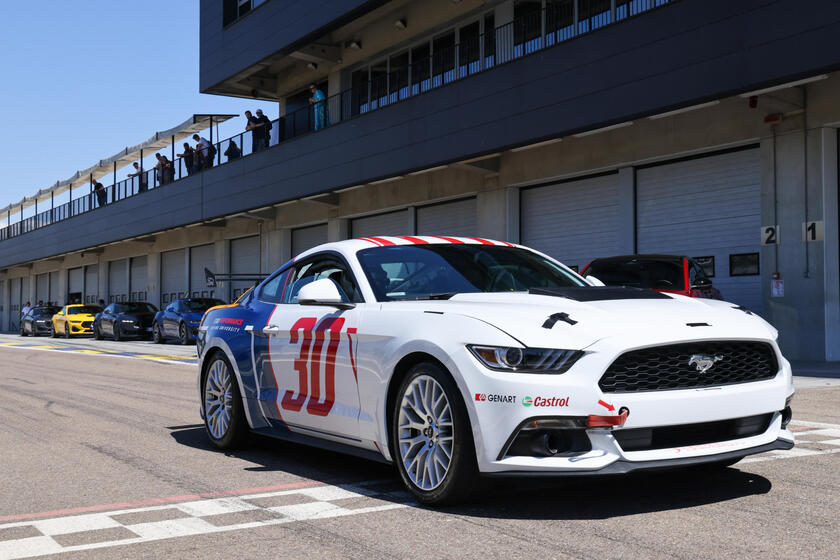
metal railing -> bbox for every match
[0,0,672,244]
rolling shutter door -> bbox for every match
[36,274,48,304]
[351,210,410,238]
[416,198,477,237]
[636,149,761,313]
[130,256,148,301]
[520,173,622,271]
[21,277,30,310]
[161,249,186,305]
[109,259,128,303]
[9,278,21,330]
[230,236,260,300]
[190,244,216,299]
[68,268,84,303]
[49,271,59,304]
[85,265,99,304]
[291,224,328,256]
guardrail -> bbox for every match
[0,0,671,243]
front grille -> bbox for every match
[613,413,773,452]
[599,341,778,393]
[81,321,92,329]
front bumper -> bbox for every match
[67,320,94,334]
[453,339,794,474]
[120,323,154,336]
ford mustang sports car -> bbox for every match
[197,237,794,505]
[51,304,102,337]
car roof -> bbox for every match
[66,303,96,307]
[295,236,519,262]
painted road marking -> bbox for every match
[0,480,407,559]
[0,342,195,365]
[741,419,840,464]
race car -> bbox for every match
[197,237,794,505]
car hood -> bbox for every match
[66,313,96,320]
[409,291,776,350]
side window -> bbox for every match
[165,303,177,313]
[283,260,362,304]
[104,304,114,314]
[259,268,292,304]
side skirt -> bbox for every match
[251,427,392,465]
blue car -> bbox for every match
[152,298,226,345]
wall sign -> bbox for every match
[761,225,779,245]
[802,220,824,242]
[771,279,784,298]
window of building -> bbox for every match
[223,0,268,27]
[546,0,575,44]
[432,32,456,87]
[514,0,543,56]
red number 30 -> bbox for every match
[281,317,346,417]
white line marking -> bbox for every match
[174,497,258,517]
[33,513,121,536]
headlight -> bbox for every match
[468,345,583,374]
[120,319,137,324]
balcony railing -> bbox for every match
[0,0,673,244]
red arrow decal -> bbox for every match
[598,400,615,412]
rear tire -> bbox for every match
[113,324,122,341]
[391,361,478,506]
[203,352,249,449]
[50,324,57,338]
[178,323,190,345]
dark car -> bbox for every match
[93,302,158,341]
[581,254,723,299]
[153,297,226,345]
[20,306,61,336]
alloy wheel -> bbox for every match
[397,374,455,491]
[204,359,233,440]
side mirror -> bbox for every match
[691,277,712,289]
[587,276,606,287]
[297,278,355,309]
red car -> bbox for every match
[581,254,723,299]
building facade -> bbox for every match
[1,0,839,361]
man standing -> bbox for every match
[245,110,265,152]
[193,134,214,168]
[93,180,107,207]
[21,301,31,320]
[128,162,148,192]
[256,109,272,148]
[177,143,195,175]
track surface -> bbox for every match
[0,341,837,559]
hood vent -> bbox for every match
[530,286,672,302]
[542,312,578,329]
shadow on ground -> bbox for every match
[168,424,772,521]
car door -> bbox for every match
[55,308,66,334]
[101,304,116,336]
[163,302,179,336]
[255,255,365,440]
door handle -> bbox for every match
[246,324,280,336]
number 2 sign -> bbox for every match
[761,225,780,245]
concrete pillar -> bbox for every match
[820,127,839,360]
[477,189,507,240]
[98,259,108,304]
[278,228,293,266]
[214,240,229,302]
[57,267,67,307]
[147,252,161,308]
[27,275,35,308]
[327,218,349,242]
[328,70,342,124]
[505,186,520,243]
[618,166,635,255]
[1,277,7,331]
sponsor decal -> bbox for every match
[474,393,517,404]
[218,317,244,326]
[522,395,570,407]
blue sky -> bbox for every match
[0,1,268,217]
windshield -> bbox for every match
[32,307,59,316]
[584,258,685,290]
[116,302,157,314]
[67,305,101,315]
[183,299,225,312]
[357,245,586,301]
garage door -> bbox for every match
[109,259,128,303]
[351,209,410,238]
[85,265,99,304]
[68,267,84,304]
[9,277,21,330]
[36,273,48,305]
[161,249,186,305]
[292,224,328,256]
[231,236,260,301]
[417,198,477,237]
[49,271,59,304]
[521,172,623,272]
[190,244,216,299]
[130,256,148,301]
[636,148,761,313]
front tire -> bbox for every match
[391,362,478,506]
[178,323,190,345]
[113,324,122,341]
[93,323,103,340]
[203,353,248,449]
[50,324,57,338]
[152,323,164,344]
[64,324,71,339]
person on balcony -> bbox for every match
[128,162,148,193]
[92,180,107,207]
[309,84,329,130]
[154,153,174,185]
[256,109,272,146]
[193,134,215,169]
[225,140,242,161]
[177,143,195,175]
[245,110,266,152]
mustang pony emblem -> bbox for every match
[688,354,724,373]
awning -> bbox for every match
[1,114,238,217]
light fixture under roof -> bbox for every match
[394,18,406,30]
[306,62,318,70]
[572,121,634,138]
[348,40,361,50]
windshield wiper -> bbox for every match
[401,292,458,301]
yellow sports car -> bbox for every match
[51,304,102,338]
